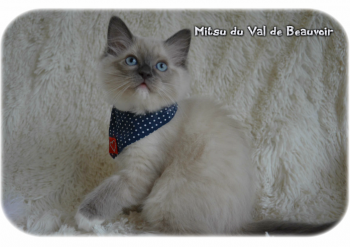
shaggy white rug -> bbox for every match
[2,10,347,235]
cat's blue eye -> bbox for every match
[156,62,168,72]
[125,56,138,66]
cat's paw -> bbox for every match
[75,211,105,232]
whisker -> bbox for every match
[159,86,176,104]
[111,82,130,91]
[114,84,131,99]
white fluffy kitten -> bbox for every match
[75,16,335,235]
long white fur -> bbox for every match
[74,17,256,234]
[3,11,346,235]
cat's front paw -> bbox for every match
[75,210,105,232]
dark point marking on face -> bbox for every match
[138,64,153,80]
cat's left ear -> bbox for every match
[165,29,191,67]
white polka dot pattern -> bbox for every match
[109,103,178,158]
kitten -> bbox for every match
[75,16,336,235]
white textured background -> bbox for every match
[2,10,347,235]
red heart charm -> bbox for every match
[109,137,118,154]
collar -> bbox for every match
[109,103,178,158]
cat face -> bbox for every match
[99,16,191,114]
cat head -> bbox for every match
[99,16,191,114]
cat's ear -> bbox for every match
[165,29,191,67]
[106,16,134,56]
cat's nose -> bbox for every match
[138,65,152,79]
[139,71,151,79]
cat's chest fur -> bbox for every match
[115,96,255,193]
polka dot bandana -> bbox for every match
[109,103,178,158]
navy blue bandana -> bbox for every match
[109,104,178,158]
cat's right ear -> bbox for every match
[106,16,134,56]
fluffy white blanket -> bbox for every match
[2,10,347,235]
